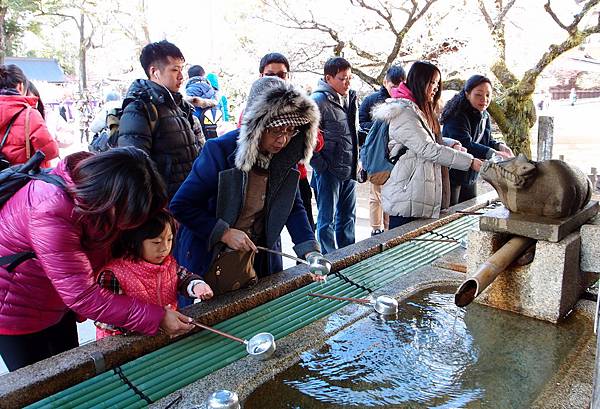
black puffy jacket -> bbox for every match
[358,85,390,131]
[118,79,201,199]
[310,79,358,181]
[442,104,500,186]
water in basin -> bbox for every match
[245,287,588,408]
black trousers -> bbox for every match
[389,216,417,229]
[298,177,315,231]
[450,183,477,206]
[0,310,78,372]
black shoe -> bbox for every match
[371,229,384,236]
[357,168,368,183]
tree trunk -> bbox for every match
[488,90,536,157]
[79,13,87,92]
[0,4,7,65]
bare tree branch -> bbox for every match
[571,0,600,29]
[495,0,516,28]
[477,0,494,29]
[543,1,569,31]
[257,0,439,87]
[477,0,516,31]
[520,23,600,92]
[350,0,397,35]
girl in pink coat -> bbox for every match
[0,148,194,372]
[95,210,213,339]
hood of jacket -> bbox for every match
[206,73,220,90]
[390,83,415,101]
[0,95,38,129]
[125,79,185,110]
[185,76,216,100]
[314,78,339,97]
[236,81,320,172]
[313,78,357,108]
[372,97,424,125]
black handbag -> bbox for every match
[204,247,257,296]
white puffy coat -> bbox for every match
[373,99,474,219]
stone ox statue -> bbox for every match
[480,154,592,219]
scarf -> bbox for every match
[255,151,273,170]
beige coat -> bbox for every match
[372,99,473,219]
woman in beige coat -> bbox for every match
[372,61,482,228]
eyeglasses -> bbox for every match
[263,71,290,80]
[265,125,298,140]
[334,75,352,83]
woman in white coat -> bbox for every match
[372,61,482,229]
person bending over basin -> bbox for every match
[0,148,194,372]
[171,77,327,298]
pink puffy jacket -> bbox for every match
[0,160,165,335]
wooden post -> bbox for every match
[537,116,554,161]
[593,326,600,409]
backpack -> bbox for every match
[88,107,122,153]
[195,106,222,140]
[359,119,407,185]
[0,150,66,271]
[89,93,158,153]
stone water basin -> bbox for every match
[244,287,593,409]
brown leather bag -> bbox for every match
[204,248,258,296]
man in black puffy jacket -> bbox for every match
[118,40,202,199]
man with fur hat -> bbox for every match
[170,77,325,294]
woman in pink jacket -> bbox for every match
[0,147,194,371]
[0,64,59,168]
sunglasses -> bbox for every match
[263,71,290,80]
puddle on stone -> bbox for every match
[245,287,588,408]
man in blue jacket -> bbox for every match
[310,57,358,254]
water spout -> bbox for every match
[455,236,536,307]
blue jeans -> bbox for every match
[312,170,356,254]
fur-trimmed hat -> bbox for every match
[236,78,320,172]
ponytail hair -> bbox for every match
[441,74,492,124]
[25,81,45,119]
[0,64,26,91]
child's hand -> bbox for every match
[310,273,327,282]
[193,282,214,301]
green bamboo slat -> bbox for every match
[27,216,478,408]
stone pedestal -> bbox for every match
[479,201,599,242]
[466,229,596,323]
[581,215,600,273]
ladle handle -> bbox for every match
[410,238,458,243]
[256,245,309,265]
[308,293,370,304]
[192,321,246,344]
